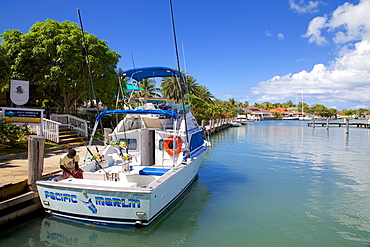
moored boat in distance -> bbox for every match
[236,114,248,125]
[283,116,300,120]
[36,66,211,228]
[230,122,242,127]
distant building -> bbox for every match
[242,106,276,121]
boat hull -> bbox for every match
[283,117,299,120]
[36,155,204,228]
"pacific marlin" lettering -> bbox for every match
[44,191,78,203]
[95,197,141,208]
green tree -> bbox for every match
[310,104,337,117]
[355,108,368,117]
[341,109,353,116]
[0,46,11,91]
[272,102,282,109]
[281,100,295,108]
[0,19,120,112]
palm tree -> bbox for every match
[161,75,186,102]
[261,102,273,110]
[282,100,295,108]
[136,78,161,98]
[184,75,200,95]
[196,85,215,104]
[254,103,262,108]
[228,98,237,108]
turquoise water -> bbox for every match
[1,120,370,246]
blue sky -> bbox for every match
[1,0,370,110]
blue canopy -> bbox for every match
[95,109,178,121]
[119,66,183,82]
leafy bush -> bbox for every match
[0,117,30,146]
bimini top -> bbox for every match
[95,109,178,121]
[119,66,183,82]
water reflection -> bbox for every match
[248,121,370,243]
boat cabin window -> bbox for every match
[119,139,137,150]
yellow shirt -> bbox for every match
[59,153,80,171]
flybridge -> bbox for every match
[119,66,183,82]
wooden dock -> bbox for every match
[307,119,370,135]
[202,118,235,134]
[307,120,370,128]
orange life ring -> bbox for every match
[164,136,183,156]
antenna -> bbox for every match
[169,0,190,158]
[77,8,103,135]
[77,8,99,115]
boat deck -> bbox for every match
[38,163,180,192]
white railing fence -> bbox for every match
[50,114,88,137]
[29,118,61,143]
[29,114,89,143]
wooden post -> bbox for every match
[28,135,45,191]
[103,128,112,144]
[345,118,349,134]
[312,118,315,128]
[326,119,329,130]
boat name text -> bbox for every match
[95,197,141,208]
[44,191,78,203]
[44,191,141,208]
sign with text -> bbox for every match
[10,80,29,105]
[1,107,44,125]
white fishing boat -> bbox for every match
[36,67,211,228]
[236,114,248,125]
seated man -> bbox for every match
[60,148,83,179]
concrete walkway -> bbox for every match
[0,144,105,197]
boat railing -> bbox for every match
[50,114,89,137]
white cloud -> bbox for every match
[251,0,370,109]
[251,40,370,108]
[304,0,370,46]
[265,31,273,37]
[289,0,321,14]
[266,31,285,40]
[302,16,328,45]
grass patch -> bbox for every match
[0,140,59,156]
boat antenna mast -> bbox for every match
[77,9,99,117]
[169,0,190,158]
